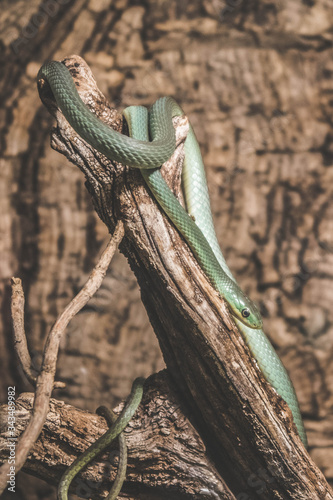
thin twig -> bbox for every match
[11,278,66,390]
[0,220,125,494]
[11,278,37,387]
[10,279,65,389]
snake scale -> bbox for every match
[38,60,307,497]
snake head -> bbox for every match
[228,289,263,329]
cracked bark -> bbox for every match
[2,54,329,499]
[0,372,233,499]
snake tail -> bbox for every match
[95,405,128,500]
[57,377,145,500]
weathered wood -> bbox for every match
[0,372,234,499]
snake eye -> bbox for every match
[241,308,250,318]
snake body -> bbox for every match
[38,62,307,465]
[38,62,261,330]
[57,377,144,500]
[177,114,308,446]
[124,104,307,447]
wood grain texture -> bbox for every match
[0,372,235,499]
[0,0,332,497]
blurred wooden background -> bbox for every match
[0,0,332,498]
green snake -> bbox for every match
[38,61,261,330]
[38,62,307,491]
[94,405,128,500]
[58,377,144,499]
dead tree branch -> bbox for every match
[1,55,331,499]
[0,371,233,499]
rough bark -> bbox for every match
[0,0,333,498]
[0,372,234,500]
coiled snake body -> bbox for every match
[38,62,307,498]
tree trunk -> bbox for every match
[0,0,332,498]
